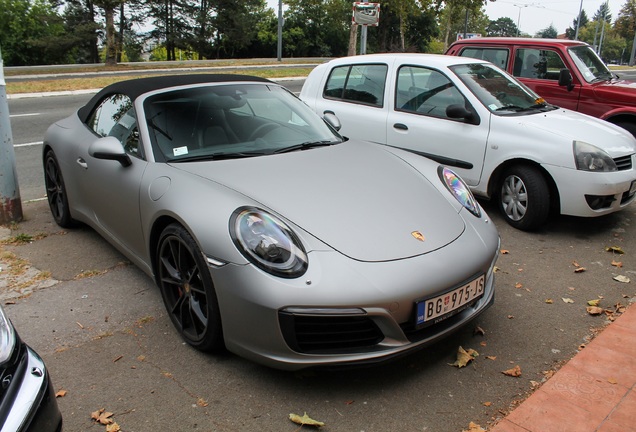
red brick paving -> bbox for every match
[489,304,636,432]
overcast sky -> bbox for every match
[265,0,626,37]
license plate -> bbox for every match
[415,275,485,328]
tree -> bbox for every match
[486,17,518,37]
[438,0,488,49]
[0,0,73,65]
[146,0,194,61]
[565,9,589,39]
[535,23,557,39]
[93,0,123,65]
[593,2,612,22]
[212,0,268,58]
[63,0,100,63]
[615,0,636,39]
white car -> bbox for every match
[300,53,636,230]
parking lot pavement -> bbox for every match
[1,199,635,431]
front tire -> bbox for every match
[43,150,75,228]
[156,224,223,352]
[498,165,550,231]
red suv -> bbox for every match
[446,37,636,136]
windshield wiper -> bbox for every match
[168,151,268,162]
[495,103,554,113]
[273,140,339,154]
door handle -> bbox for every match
[393,123,408,131]
[324,110,335,116]
[76,158,88,169]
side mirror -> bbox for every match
[446,104,479,125]
[323,112,341,131]
[558,69,575,92]
[89,136,132,167]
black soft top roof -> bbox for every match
[77,74,272,123]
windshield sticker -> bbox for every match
[173,146,189,156]
[488,104,498,110]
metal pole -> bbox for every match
[0,46,23,224]
[360,25,367,55]
[574,0,583,40]
[629,32,636,66]
[277,0,283,62]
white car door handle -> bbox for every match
[393,123,408,131]
[76,158,88,169]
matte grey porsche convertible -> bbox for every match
[43,74,499,370]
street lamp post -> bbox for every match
[0,45,23,224]
[574,0,583,40]
[514,4,529,37]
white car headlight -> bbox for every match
[0,305,17,364]
[439,166,481,217]
[230,207,308,278]
[574,141,617,172]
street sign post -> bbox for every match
[352,2,380,55]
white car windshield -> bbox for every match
[568,45,613,83]
[450,63,556,115]
[143,83,342,161]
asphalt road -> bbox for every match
[2,85,636,432]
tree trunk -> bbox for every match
[348,23,357,56]
[117,2,125,62]
[87,0,100,63]
[104,6,117,65]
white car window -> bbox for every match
[396,66,466,119]
[323,64,388,107]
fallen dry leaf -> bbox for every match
[106,423,121,432]
[55,390,67,398]
[562,298,574,304]
[572,260,580,267]
[463,421,486,432]
[91,409,114,425]
[545,298,553,304]
[474,326,485,336]
[289,412,325,427]
[574,267,586,273]
[500,249,509,255]
[611,260,623,268]
[483,401,492,407]
[605,246,625,254]
[587,299,601,307]
[502,365,522,377]
[449,346,479,368]
[608,377,618,385]
[507,315,514,319]
[486,356,497,361]
[586,306,604,316]
[515,282,523,289]
[613,275,630,283]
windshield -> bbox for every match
[569,45,613,83]
[450,63,554,114]
[143,83,342,161]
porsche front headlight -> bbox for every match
[439,166,481,217]
[0,305,16,364]
[230,207,308,278]
[574,141,617,172]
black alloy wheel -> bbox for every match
[157,224,223,352]
[44,150,75,228]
